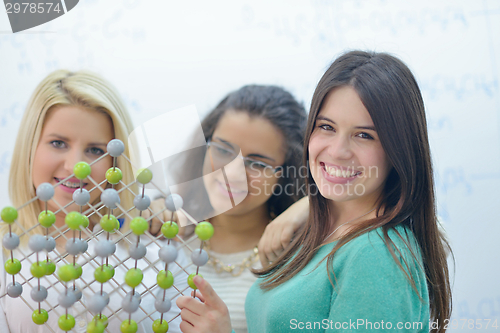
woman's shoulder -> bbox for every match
[328,225,430,328]
[333,224,423,270]
[343,224,418,251]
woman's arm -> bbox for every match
[327,241,429,332]
[258,196,309,267]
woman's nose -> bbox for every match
[64,149,85,173]
[223,155,247,184]
[328,135,353,160]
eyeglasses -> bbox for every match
[206,139,281,177]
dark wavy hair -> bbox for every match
[255,51,452,333]
[173,85,307,221]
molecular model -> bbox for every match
[0,139,214,333]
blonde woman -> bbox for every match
[4,70,136,243]
[0,70,186,332]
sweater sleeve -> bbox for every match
[326,241,428,332]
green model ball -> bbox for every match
[38,210,56,228]
[5,258,21,275]
[87,320,106,333]
[57,264,76,282]
[73,263,83,278]
[152,319,169,333]
[100,214,119,232]
[125,268,143,288]
[94,265,115,283]
[130,217,148,235]
[81,214,90,228]
[65,212,84,230]
[120,319,138,333]
[136,168,153,184]
[161,222,179,239]
[1,206,18,224]
[187,273,203,290]
[195,221,214,241]
[58,314,75,331]
[106,167,123,184]
[32,309,49,325]
[73,162,91,180]
[31,261,47,278]
[45,260,56,275]
[93,314,109,328]
[157,270,174,289]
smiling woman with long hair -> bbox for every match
[176,51,452,333]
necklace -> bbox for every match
[204,242,259,277]
[324,207,376,242]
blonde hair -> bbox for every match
[3,70,138,239]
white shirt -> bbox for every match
[181,236,261,333]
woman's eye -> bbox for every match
[246,160,268,170]
[318,124,334,131]
[50,140,66,148]
[87,147,105,156]
[357,132,374,140]
[216,146,232,156]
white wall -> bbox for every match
[1,0,499,330]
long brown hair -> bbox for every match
[255,51,452,332]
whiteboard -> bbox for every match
[1,0,499,331]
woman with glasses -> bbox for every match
[168,85,307,333]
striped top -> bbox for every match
[183,238,261,333]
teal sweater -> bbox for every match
[245,226,430,332]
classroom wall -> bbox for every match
[1,0,499,331]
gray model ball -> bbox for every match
[129,243,147,260]
[65,238,81,256]
[95,240,116,258]
[87,293,108,313]
[101,189,121,209]
[70,287,82,302]
[122,292,141,313]
[78,239,88,253]
[44,236,56,252]
[31,286,48,302]
[107,139,125,157]
[191,249,209,267]
[102,292,110,305]
[154,297,172,313]
[2,232,20,250]
[28,234,47,252]
[73,189,90,206]
[36,183,54,201]
[165,194,183,212]
[58,291,77,308]
[133,194,151,211]
[158,244,178,263]
[7,282,22,298]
